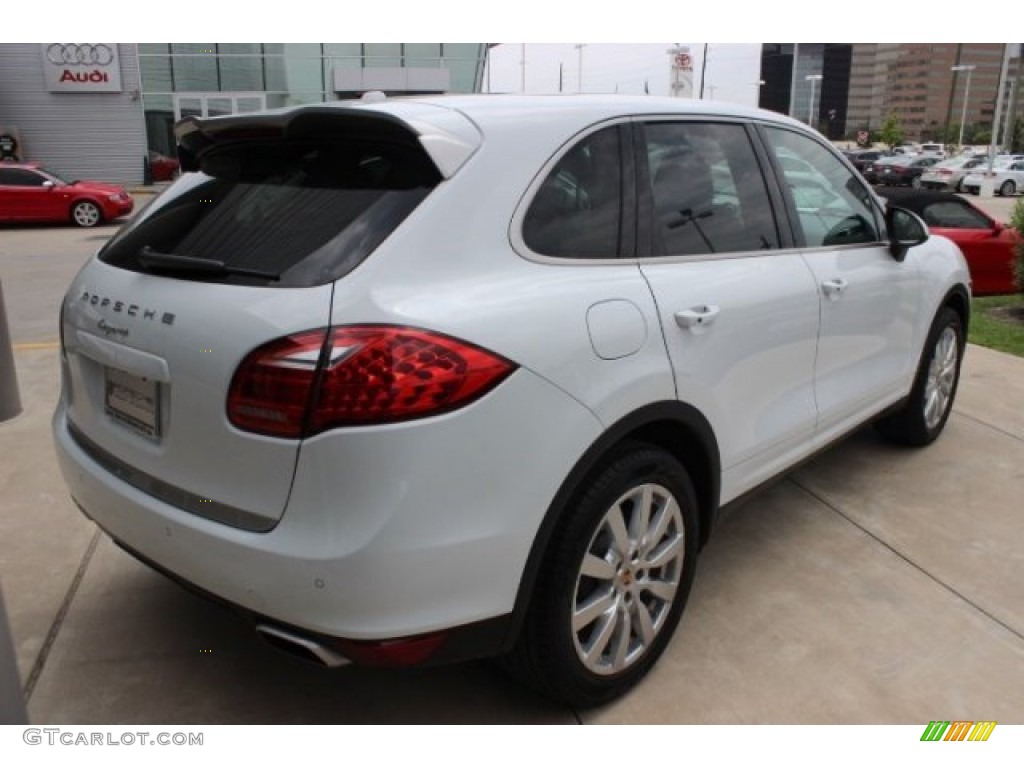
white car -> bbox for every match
[920,156,988,192]
[961,160,1024,196]
[53,95,971,706]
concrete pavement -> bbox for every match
[3,344,1023,723]
[1,192,1024,723]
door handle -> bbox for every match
[821,278,848,298]
[674,304,720,329]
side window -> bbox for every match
[0,169,46,187]
[522,126,622,259]
[920,201,991,230]
[763,126,882,248]
[644,122,780,256]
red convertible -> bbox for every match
[883,189,1020,295]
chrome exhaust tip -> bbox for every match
[255,623,350,668]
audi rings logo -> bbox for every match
[46,43,115,67]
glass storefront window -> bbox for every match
[138,43,487,161]
[264,44,325,94]
[443,44,485,92]
[139,50,173,93]
[170,43,220,91]
[218,43,264,91]
[364,44,401,68]
[405,44,441,68]
[265,92,329,110]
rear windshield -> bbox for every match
[99,139,441,287]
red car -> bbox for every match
[883,189,1020,295]
[148,151,179,182]
[0,162,133,227]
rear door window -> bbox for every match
[99,139,441,287]
[642,121,781,256]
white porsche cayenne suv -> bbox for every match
[53,95,970,706]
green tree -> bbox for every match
[1012,198,1024,293]
[1012,116,1024,154]
[943,122,961,146]
[879,113,904,149]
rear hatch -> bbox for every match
[60,102,478,531]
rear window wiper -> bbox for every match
[138,246,280,281]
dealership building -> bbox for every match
[0,43,489,185]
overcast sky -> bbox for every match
[486,43,762,105]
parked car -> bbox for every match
[53,95,970,707]
[0,162,133,227]
[961,160,1024,196]
[846,149,892,172]
[918,143,946,159]
[882,188,1021,295]
[863,156,940,187]
[919,157,987,192]
[147,150,179,182]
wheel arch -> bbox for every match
[940,283,971,337]
[503,400,720,649]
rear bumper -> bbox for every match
[52,367,602,650]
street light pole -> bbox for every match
[951,64,975,148]
[806,74,822,127]
[575,44,587,94]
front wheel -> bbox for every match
[505,444,700,706]
[999,180,1016,197]
[875,307,964,446]
[71,200,102,228]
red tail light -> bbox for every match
[228,326,516,438]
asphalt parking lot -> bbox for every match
[2,190,1023,724]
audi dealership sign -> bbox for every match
[41,43,122,93]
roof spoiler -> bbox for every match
[175,104,479,179]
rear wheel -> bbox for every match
[506,443,700,706]
[71,201,102,228]
[999,180,1016,197]
[875,307,964,446]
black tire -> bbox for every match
[505,443,700,707]
[71,200,102,228]
[999,180,1016,197]
[875,307,964,446]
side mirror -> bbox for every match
[41,180,55,189]
[991,221,1005,236]
[885,205,928,262]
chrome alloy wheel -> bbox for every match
[571,483,685,676]
[923,326,958,431]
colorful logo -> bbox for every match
[921,721,997,741]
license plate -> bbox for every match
[105,367,160,438]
